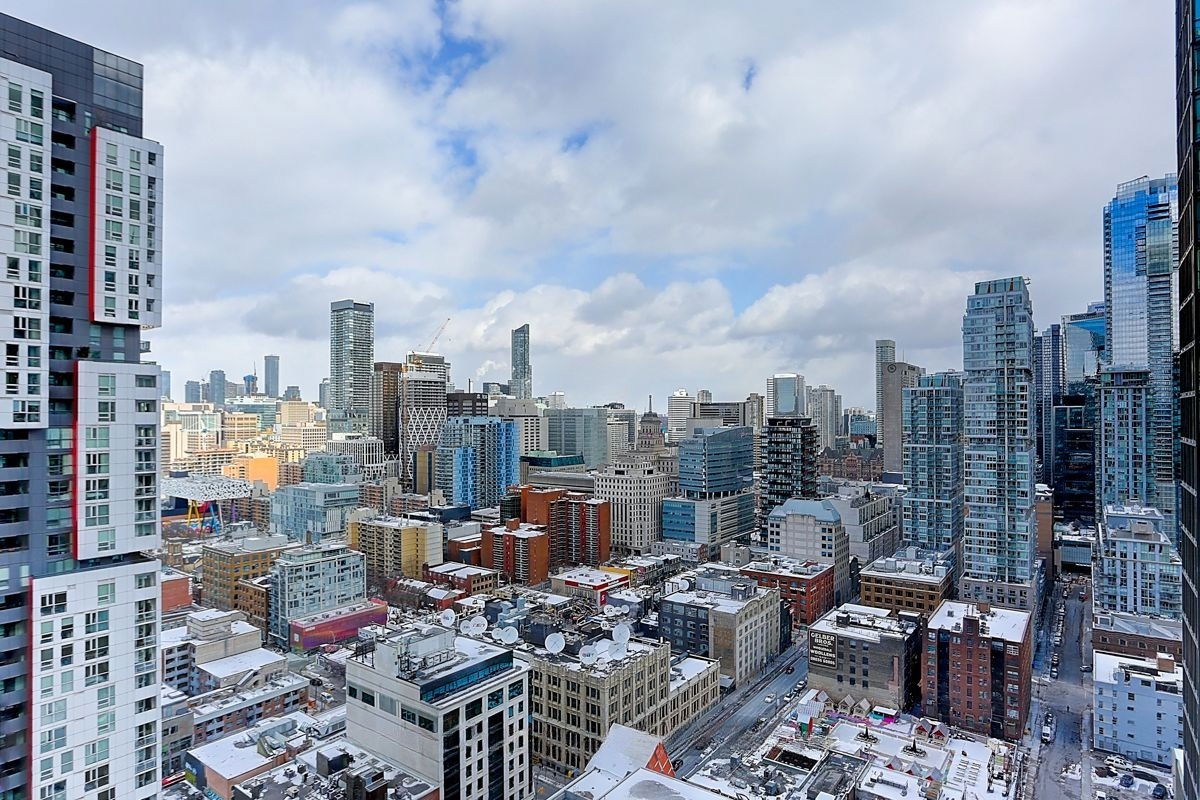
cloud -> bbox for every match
[6,0,1173,407]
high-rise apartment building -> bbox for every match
[0,16,168,800]
[399,368,448,491]
[347,515,444,587]
[368,360,404,455]
[435,416,519,509]
[1175,5,1200,790]
[511,322,532,399]
[807,384,841,451]
[766,499,851,603]
[666,388,695,442]
[1095,504,1182,620]
[901,371,964,558]
[493,397,548,454]
[1033,324,1063,481]
[1050,387,1098,525]
[263,354,279,398]
[1104,175,1179,533]
[766,373,805,417]
[759,415,819,524]
[545,407,610,468]
[1098,366,1155,519]
[875,339,896,446]
[960,278,1038,611]
[329,299,374,421]
[879,361,923,475]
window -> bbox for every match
[96,582,115,605]
[104,194,122,216]
[30,89,42,118]
[84,661,109,686]
[96,529,115,552]
[104,220,121,242]
[129,198,140,220]
[29,151,41,173]
[97,401,115,421]
[103,246,117,267]
[39,782,65,800]
[7,146,18,169]
[84,739,108,765]
[135,571,156,589]
[85,426,109,449]
[7,172,18,196]
[15,119,43,145]
[7,83,19,113]
[85,453,109,475]
[39,727,65,753]
[40,700,66,724]
[96,711,115,734]
[135,374,156,388]
[84,764,109,791]
[97,374,116,396]
[97,685,115,709]
[40,591,66,616]
[14,229,42,254]
[104,169,122,191]
[129,174,141,195]
[28,177,41,200]
[105,143,118,165]
[14,202,41,227]
[129,149,141,170]
[85,610,109,634]
[13,285,40,309]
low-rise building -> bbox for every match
[660,569,781,688]
[807,604,922,712]
[738,556,836,627]
[1095,503,1182,619]
[288,598,390,653]
[347,514,444,587]
[766,498,852,604]
[1092,611,1183,660]
[550,566,631,605]
[1093,651,1183,767]
[266,542,367,648]
[201,534,298,612]
[423,562,502,596]
[160,608,273,693]
[183,710,314,800]
[857,548,954,617]
[924,601,1033,741]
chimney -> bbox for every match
[1157,653,1177,673]
[505,518,520,531]
[976,602,990,615]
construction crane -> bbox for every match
[424,317,450,354]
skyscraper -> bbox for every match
[160,369,172,401]
[879,361,923,475]
[209,368,226,407]
[1062,301,1106,384]
[1098,366,1155,516]
[545,407,610,468]
[662,426,757,557]
[435,416,519,509]
[369,361,404,455]
[666,388,695,442]
[766,373,805,417]
[1103,175,1179,532]
[329,299,374,420]
[1176,4,1199,789]
[960,278,1038,611]
[806,384,841,451]
[511,322,532,399]
[875,339,896,447]
[263,353,280,398]
[0,15,166,800]
[760,416,819,524]
[1033,324,1063,482]
[901,371,964,560]
[185,379,202,403]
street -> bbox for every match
[1030,576,1094,800]
[670,638,809,776]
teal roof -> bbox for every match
[770,498,841,523]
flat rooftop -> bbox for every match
[927,601,1030,644]
[810,604,917,643]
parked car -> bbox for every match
[1118,774,1135,788]
[1050,667,1059,679]
[1152,783,1169,799]
[1080,664,1093,673]
[786,666,795,674]
[1105,756,1133,772]
[764,693,776,703]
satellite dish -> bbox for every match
[613,623,631,643]
[612,641,628,659]
[459,620,472,635]
[439,609,457,627]
[468,617,488,636]
[604,605,619,616]
[500,627,519,646]
[545,633,566,655]
[579,645,597,665]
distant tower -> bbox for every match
[243,372,258,395]
[875,339,896,448]
[766,373,805,417]
[511,323,532,399]
[209,369,227,407]
[666,389,695,442]
[329,299,374,419]
[264,354,280,398]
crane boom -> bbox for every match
[424,317,451,352]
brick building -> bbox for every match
[858,548,954,617]
[482,520,551,585]
[738,557,836,627]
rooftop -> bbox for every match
[770,498,841,523]
[662,586,767,614]
[859,548,952,583]
[191,673,309,723]
[810,604,918,642]
[189,712,316,778]
[742,556,834,578]
[1092,611,1183,641]
[197,648,284,680]
[927,600,1030,644]
[1094,651,1183,691]
[554,566,628,587]
[241,737,436,800]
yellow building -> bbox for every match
[348,516,444,587]
[222,454,281,491]
[222,411,261,443]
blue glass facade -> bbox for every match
[435,416,519,509]
[960,278,1038,609]
[677,426,754,498]
[1103,175,1179,533]
[901,371,964,557]
[1062,301,1106,384]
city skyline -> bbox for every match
[2,1,1174,409]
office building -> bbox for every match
[301,450,362,485]
[766,499,851,604]
[659,568,781,687]
[1095,504,1182,619]
[517,635,719,775]
[511,322,532,399]
[210,368,227,407]
[398,367,448,490]
[269,482,360,541]
[666,388,695,442]
[329,299,374,421]
[1098,366,1157,522]
[493,396,547,455]
[0,17,170,800]
[265,542,365,647]
[160,369,172,401]
[347,515,445,586]
[436,416,519,509]
[185,379,202,403]
[317,377,330,409]
[344,624,531,800]
[766,373,806,417]
[326,431,390,480]
[546,406,610,468]
[901,371,964,558]
[960,278,1038,611]
[595,453,672,554]
[760,415,820,522]
[368,360,404,455]
[1104,174,1179,533]
[689,397,760,428]
[879,361,923,475]
[874,339,896,444]
[263,354,279,398]
[1176,11,1200,788]
[1063,301,1107,383]
[924,600,1033,741]
[662,426,756,556]
[858,548,955,617]
[447,391,489,417]
[1093,652,1183,768]
[807,604,922,711]
[807,384,842,451]
[201,534,297,613]
[1050,385,1098,526]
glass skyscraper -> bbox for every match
[1103,175,1179,533]
[901,371,964,558]
[510,323,531,399]
[960,278,1038,611]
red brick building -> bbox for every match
[481,520,551,585]
[924,601,1032,741]
[424,562,502,595]
[738,558,835,627]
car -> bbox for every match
[1049,667,1058,678]
[1051,654,1060,665]
[786,666,795,674]
[1152,783,1169,799]
[1080,664,1093,673]
[1119,774,1135,788]
[309,677,324,687]
[1044,711,1054,723]
[1105,756,1133,772]
[764,694,776,703]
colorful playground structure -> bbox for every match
[161,475,253,535]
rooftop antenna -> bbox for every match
[648,394,653,413]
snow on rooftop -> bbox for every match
[198,648,284,680]
[584,724,662,779]
[927,601,1030,644]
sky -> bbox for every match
[10,1,1177,409]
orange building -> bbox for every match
[222,454,280,491]
[481,520,550,585]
